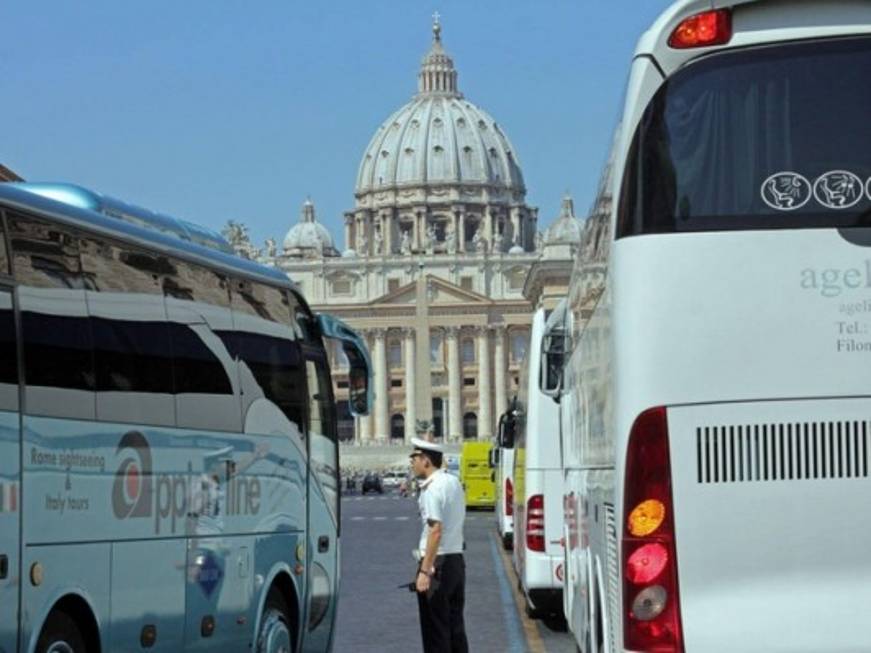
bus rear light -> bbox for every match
[631,585,668,621]
[668,9,732,49]
[622,407,684,652]
[628,499,665,537]
[626,543,668,585]
[527,494,545,552]
[505,478,514,516]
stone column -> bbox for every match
[457,209,466,253]
[476,326,492,439]
[372,328,389,441]
[358,330,372,442]
[446,326,462,441]
[413,210,421,251]
[344,215,353,252]
[493,326,508,418]
[403,327,416,441]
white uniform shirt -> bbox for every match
[418,469,465,555]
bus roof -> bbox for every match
[0,182,295,290]
[637,0,871,76]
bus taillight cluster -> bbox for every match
[622,407,684,652]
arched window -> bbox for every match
[390,414,405,440]
[463,412,477,440]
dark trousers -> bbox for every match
[417,554,469,653]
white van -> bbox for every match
[512,307,563,617]
[491,402,518,550]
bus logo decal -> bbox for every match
[813,170,863,209]
[112,431,153,519]
[761,172,811,211]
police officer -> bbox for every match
[409,437,468,653]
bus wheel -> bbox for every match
[257,587,294,653]
[36,611,87,653]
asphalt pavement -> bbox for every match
[333,490,576,653]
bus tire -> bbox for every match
[36,610,87,653]
[257,587,295,653]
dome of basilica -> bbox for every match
[355,20,525,195]
[284,199,336,256]
[544,195,582,245]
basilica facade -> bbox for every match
[246,19,581,444]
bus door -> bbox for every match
[0,287,21,652]
[303,350,339,651]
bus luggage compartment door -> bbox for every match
[667,399,871,652]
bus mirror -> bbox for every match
[348,362,370,416]
[497,412,516,449]
[316,313,373,417]
[540,329,570,399]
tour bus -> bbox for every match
[0,182,372,653]
[491,402,518,550]
[541,2,871,651]
[512,308,563,618]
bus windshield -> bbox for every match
[618,35,871,237]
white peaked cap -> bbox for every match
[410,437,446,454]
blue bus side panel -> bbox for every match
[110,540,186,652]
[22,415,308,649]
[184,534,253,651]
[302,474,338,653]
[21,543,111,653]
[0,411,20,653]
[23,417,306,543]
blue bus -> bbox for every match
[0,182,371,653]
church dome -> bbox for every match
[284,199,336,256]
[544,194,582,245]
[355,19,525,195]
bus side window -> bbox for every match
[163,258,240,432]
[0,290,18,411]
[8,212,96,420]
[79,236,175,426]
[228,280,306,438]
[0,210,11,277]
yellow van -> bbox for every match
[460,442,495,508]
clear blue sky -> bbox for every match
[1,1,671,250]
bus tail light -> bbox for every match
[505,478,514,516]
[527,494,545,552]
[668,9,732,49]
[622,407,684,652]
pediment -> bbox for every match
[369,275,492,307]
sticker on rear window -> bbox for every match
[813,170,863,209]
[761,172,811,211]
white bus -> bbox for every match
[0,182,371,653]
[491,401,518,551]
[543,2,871,651]
[512,308,563,618]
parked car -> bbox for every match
[382,470,404,491]
[361,473,383,495]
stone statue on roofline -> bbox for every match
[472,224,487,254]
[400,229,412,255]
[373,225,384,255]
[424,223,436,255]
[445,222,457,254]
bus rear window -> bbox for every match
[618,36,871,237]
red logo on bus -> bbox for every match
[113,431,153,519]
